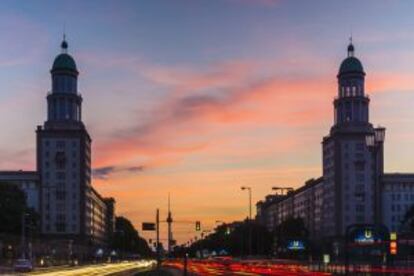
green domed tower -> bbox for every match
[46,36,83,126]
[334,42,369,127]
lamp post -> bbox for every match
[241,186,252,257]
[241,187,252,220]
[21,212,30,259]
[365,127,385,226]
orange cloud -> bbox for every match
[92,71,334,170]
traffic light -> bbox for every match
[390,241,397,255]
[196,221,201,231]
[390,232,397,255]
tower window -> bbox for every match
[56,140,65,148]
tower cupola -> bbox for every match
[46,36,82,125]
[333,41,370,127]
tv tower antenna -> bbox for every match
[167,193,173,255]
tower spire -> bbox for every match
[61,32,68,54]
[347,36,354,57]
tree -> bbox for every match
[0,182,39,235]
[111,216,152,257]
[274,216,309,241]
[186,220,273,257]
[273,216,309,258]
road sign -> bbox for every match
[142,222,156,231]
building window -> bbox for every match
[356,215,364,222]
[56,172,66,180]
[56,191,66,201]
[56,223,66,232]
[55,151,66,169]
[355,143,364,151]
[56,140,65,148]
[356,204,365,212]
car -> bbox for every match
[14,259,33,272]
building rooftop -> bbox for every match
[0,171,39,181]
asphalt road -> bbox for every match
[21,260,157,276]
[163,259,331,276]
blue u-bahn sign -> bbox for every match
[287,240,305,250]
[348,224,388,245]
[354,228,378,244]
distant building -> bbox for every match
[0,171,40,212]
[256,42,414,240]
[382,173,414,232]
[256,177,323,239]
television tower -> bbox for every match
[167,193,173,255]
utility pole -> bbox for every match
[156,209,160,268]
[167,193,173,256]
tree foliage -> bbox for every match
[0,182,39,235]
[111,216,152,257]
[274,216,309,241]
[186,220,273,257]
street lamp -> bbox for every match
[241,186,252,256]
[21,212,31,259]
[241,186,252,220]
[365,127,385,227]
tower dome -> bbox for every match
[338,42,364,76]
[51,37,78,74]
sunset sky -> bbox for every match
[2,0,414,243]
